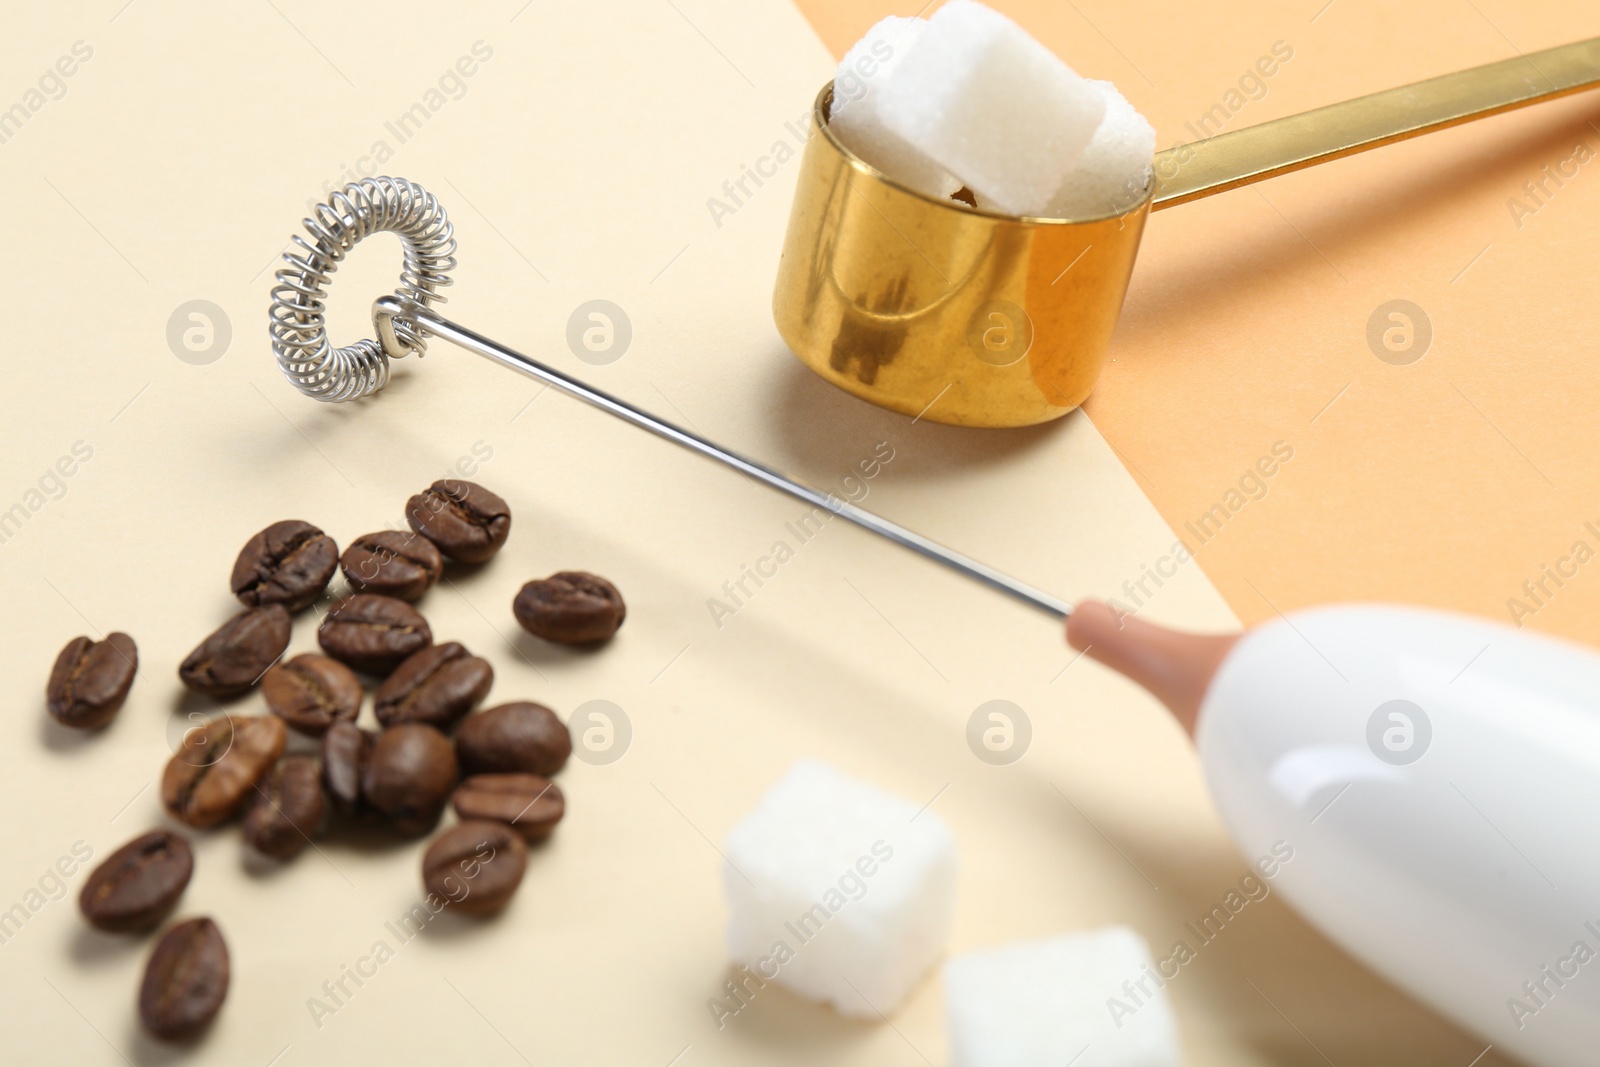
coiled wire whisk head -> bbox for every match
[270,176,457,402]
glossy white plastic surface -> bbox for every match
[1197,605,1600,1067]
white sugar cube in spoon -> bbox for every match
[1047,80,1157,218]
[722,761,958,1018]
[876,0,1105,217]
[944,927,1185,1067]
[830,16,961,201]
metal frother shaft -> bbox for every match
[267,175,1069,618]
[376,297,1071,618]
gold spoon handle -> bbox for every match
[1151,36,1600,210]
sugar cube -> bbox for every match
[722,761,958,1018]
[876,0,1105,217]
[1046,80,1157,219]
[944,927,1185,1067]
[829,16,962,202]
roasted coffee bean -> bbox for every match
[139,917,228,1041]
[230,520,338,611]
[243,756,326,860]
[512,571,625,644]
[373,642,493,731]
[452,774,565,843]
[178,605,291,698]
[47,632,138,729]
[339,530,443,601]
[161,714,287,828]
[363,724,457,836]
[321,722,376,816]
[317,595,432,675]
[422,820,527,916]
[406,479,511,563]
[454,702,571,776]
[261,654,361,736]
[79,831,192,933]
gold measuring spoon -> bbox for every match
[773,36,1600,427]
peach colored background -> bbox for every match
[800,0,1600,646]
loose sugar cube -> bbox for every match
[830,16,962,201]
[1046,80,1157,219]
[944,927,1185,1067]
[877,0,1105,217]
[722,761,958,1018]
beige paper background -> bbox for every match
[0,2,1504,1065]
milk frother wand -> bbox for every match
[270,37,1600,1066]
[270,174,1600,1067]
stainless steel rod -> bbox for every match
[374,296,1071,619]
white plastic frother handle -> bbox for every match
[1198,605,1600,1066]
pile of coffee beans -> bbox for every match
[47,478,627,1041]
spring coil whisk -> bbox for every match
[270,177,457,402]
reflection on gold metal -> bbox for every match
[774,36,1600,428]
